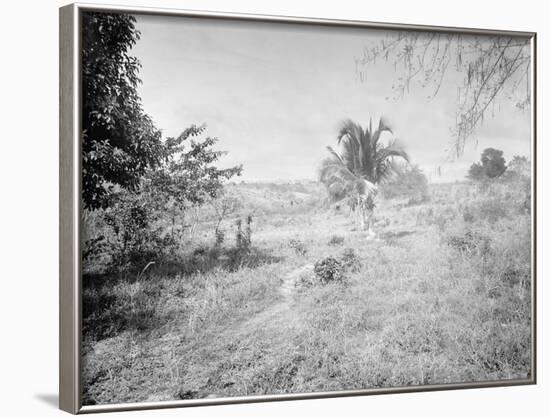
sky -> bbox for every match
[131,14,532,183]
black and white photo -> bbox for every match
[60,4,535,412]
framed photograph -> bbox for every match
[59,2,536,414]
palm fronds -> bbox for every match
[320,117,409,194]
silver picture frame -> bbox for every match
[60,2,537,414]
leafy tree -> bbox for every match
[320,117,409,201]
[87,125,241,273]
[481,148,507,178]
[467,148,507,180]
[82,12,165,210]
[147,125,242,238]
[357,34,531,156]
[505,155,530,180]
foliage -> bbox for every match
[314,257,346,284]
[83,235,108,264]
[340,248,362,272]
[467,148,507,180]
[235,215,253,253]
[357,33,531,155]
[295,270,317,289]
[328,235,345,246]
[82,12,166,210]
[103,190,177,273]
[380,164,429,201]
[504,155,530,180]
[82,125,242,275]
[320,118,409,203]
[215,229,225,247]
[288,239,308,256]
[82,13,242,213]
[150,125,242,207]
[480,148,507,178]
[466,162,485,181]
[145,125,242,239]
[212,193,242,236]
[446,230,491,255]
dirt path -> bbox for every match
[148,263,317,401]
[280,264,314,300]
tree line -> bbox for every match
[467,148,530,181]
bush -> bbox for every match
[340,248,361,272]
[446,230,490,255]
[328,235,345,246]
[83,235,106,260]
[215,228,225,246]
[235,215,253,253]
[295,270,317,289]
[314,257,345,284]
[83,235,109,273]
[227,215,254,269]
[288,239,308,256]
[103,191,177,273]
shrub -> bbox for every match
[295,270,317,289]
[288,239,308,256]
[235,215,253,253]
[446,230,490,255]
[215,228,225,246]
[467,148,507,181]
[186,245,219,273]
[501,266,529,288]
[103,191,177,273]
[314,256,345,284]
[227,215,254,269]
[340,248,362,272]
[328,235,345,246]
[83,235,106,260]
[83,235,109,273]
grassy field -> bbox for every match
[82,179,532,405]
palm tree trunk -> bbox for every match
[356,196,365,231]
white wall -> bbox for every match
[0,0,546,415]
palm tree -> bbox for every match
[320,117,409,234]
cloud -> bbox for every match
[132,14,532,182]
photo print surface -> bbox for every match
[80,11,534,406]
